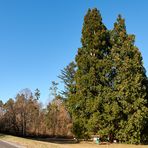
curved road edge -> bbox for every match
[0,140,26,148]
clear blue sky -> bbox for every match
[0,0,148,105]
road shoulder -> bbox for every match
[0,139,26,148]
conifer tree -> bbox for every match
[58,61,76,99]
[110,15,148,144]
[68,8,110,138]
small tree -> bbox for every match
[34,88,40,100]
[49,81,59,99]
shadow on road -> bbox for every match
[26,137,78,145]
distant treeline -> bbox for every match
[0,88,72,138]
[1,8,148,144]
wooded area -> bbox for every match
[0,88,72,138]
[0,8,148,144]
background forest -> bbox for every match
[0,8,148,144]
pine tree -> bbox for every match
[68,8,111,138]
[110,15,148,144]
[58,61,76,99]
[34,88,40,100]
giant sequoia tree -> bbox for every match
[110,15,148,144]
[65,8,148,143]
[67,8,111,138]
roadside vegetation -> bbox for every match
[1,134,148,148]
[0,134,60,148]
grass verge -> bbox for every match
[1,134,148,148]
[0,134,60,148]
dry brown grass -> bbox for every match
[0,134,148,148]
[0,134,59,148]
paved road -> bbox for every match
[0,140,22,148]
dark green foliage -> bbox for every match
[34,88,40,100]
[65,9,148,143]
[110,15,148,144]
[67,8,111,138]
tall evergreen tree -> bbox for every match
[67,8,111,138]
[110,15,148,144]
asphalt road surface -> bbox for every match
[0,140,22,148]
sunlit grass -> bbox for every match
[1,134,148,148]
[0,134,59,148]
